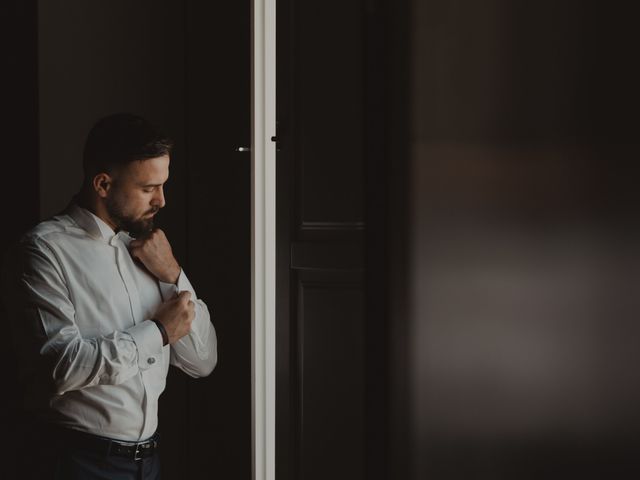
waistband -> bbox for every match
[48,426,160,461]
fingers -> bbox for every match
[178,291,195,318]
[129,229,162,247]
[178,291,192,303]
[147,229,166,242]
[178,291,195,322]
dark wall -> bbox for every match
[399,1,640,478]
[0,2,39,478]
[182,3,251,478]
[38,0,187,219]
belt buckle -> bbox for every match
[134,443,144,461]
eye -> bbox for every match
[142,187,155,193]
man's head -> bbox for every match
[82,113,173,237]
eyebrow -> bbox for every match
[139,182,164,188]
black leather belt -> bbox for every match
[55,427,160,461]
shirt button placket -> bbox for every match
[113,237,143,325]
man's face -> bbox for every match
[105,155,170,237]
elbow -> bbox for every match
[190,346,218,378]
[50,341,81,394]
[49,338,101,394]
[181,320,218,378]
[197,324,218,377]
[198,349,218,377]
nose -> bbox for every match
[152,186,166,209]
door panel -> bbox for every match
[295,0,365,227]
[298,277,365,480]
[277,1,368,479]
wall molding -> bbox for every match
[252,0,276,479]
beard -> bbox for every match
[105,193,159,238]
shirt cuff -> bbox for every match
[176,269,196,295]
[158,268,196,299]
[127,320,164,370]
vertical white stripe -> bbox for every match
[252,0,276,479]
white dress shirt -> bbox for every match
[2,202,217,441]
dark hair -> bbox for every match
[82,113,173,182]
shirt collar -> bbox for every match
[88,210,117,239]
[63,200,131,244]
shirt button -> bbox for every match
[147,357,156,365]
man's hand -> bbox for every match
[153,291,195,344]
[129,228,181,284]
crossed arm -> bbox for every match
[2,233,217,396]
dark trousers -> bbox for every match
[25,424,161,480]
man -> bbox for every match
[1,113,217,479]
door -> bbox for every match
[275,1,388,478]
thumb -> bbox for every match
[178,291,192,303]
[129,245,141,259]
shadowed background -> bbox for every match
[1,1,250,478]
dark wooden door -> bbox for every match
[276,1,390,479]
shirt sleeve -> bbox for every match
[160,269,218,378]
[3,237,164,396]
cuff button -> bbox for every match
[147,357,156,365]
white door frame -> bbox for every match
[251,0,276,479]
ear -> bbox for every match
[92,173,113,198]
